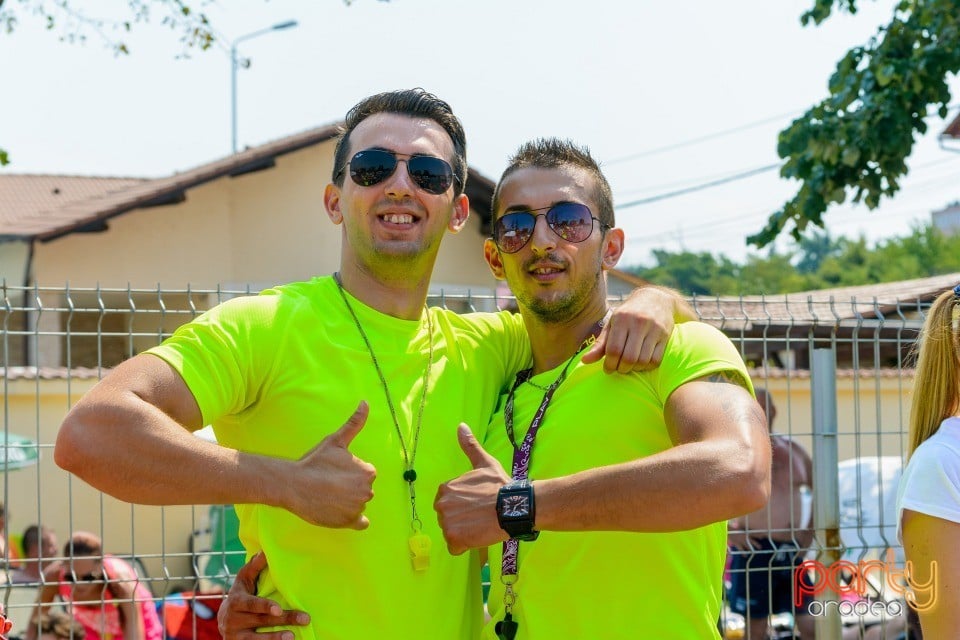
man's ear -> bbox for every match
[324,183,343,225]
[484,238,506,280]
[448,193,470,233]
[601,227,625,271]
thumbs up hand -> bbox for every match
[434,424,511,555]
[285,402,377,529]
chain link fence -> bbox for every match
[0,284,928,639]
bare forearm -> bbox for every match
[56,393,282,507]
[535,438,768,532]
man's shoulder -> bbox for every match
[438,308,524,334]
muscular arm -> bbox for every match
[55,354,280,507]
[436,375,771,553]
[55,355,377,529]
[901,510,960,636]
[793,440,815,548]
[535,375,770,532]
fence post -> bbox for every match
[811,347,842,640]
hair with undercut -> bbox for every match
[332,88,467,196]
[492,138,615,228]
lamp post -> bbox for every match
[230,20,299,154]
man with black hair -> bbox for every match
[56,91,687,639]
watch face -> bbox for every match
[501,494,531,518]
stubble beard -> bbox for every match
[517,266,602,324]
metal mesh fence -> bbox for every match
[0,284,927,639]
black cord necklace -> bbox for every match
[333,272,434,571]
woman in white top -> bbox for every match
[897,285,960,637]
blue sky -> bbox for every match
[2,0,958,266]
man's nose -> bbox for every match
[529,214,556,254]
[383,159,416,199]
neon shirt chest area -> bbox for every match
[483,322,748,640]
[149,277,529,640]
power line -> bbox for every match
[603,111,800,166]
[616,163,781,210]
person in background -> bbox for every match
[726,387,815,639]
[12,526,59,584]
[897,285,960,638]
[25,531,162,640]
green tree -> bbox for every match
[629,250,735,296]
[749,0,960,248]
[795,228,841,274]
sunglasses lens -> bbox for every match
[347,150,454,195]
[493,212,536,254]
[407,156,454,195]
[547,203,594,242]
[349,149,396,187]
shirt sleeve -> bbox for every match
[898,440,960,526]
[145,294,285,425]
[654,322,754,401]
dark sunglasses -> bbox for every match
[338,148,457,195]
[66,569,103,583]
[492,202,609,254]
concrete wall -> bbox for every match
[32,142,497,292]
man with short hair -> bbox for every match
[431,138,771,639]
[219,138,771,640]
[55,90,686,639]
[11,525,58,584]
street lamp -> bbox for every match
[230,20,299,154]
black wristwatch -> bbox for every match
[496,479,539,541]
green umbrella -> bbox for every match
[2,432,40,470]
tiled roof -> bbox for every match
[944,111,960,139]
[0,175,147,235]
[0,123,498,242]
[691,272,960,326]
[0,124,343,242]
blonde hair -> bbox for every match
[908,288,960,457]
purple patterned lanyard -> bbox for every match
[500,316,607,579]
[500,358,573,578]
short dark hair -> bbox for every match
[492,138,615,228]
[22,524,41,553]
[64,532,101,557]
[332,88,467,196]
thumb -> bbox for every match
[581,322,609,364]
[329,401,370,448]
[457,423,498,470]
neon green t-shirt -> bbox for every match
[483,322,751,640]
[148,276,529,640]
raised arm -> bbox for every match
[435,374,770,554]
[55,355,376,529]
[584,285,696,373]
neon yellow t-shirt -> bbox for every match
[148,276,529,640]
[483,322,751,640]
